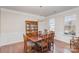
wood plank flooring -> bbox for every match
[0,42,24,53]
[0,40,71,53]
[54,40,71,53]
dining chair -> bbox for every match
[23,34,39,53]
[38,31,42,37]
[36,35,49,52]
[23,34,37,53]
[70,37,79,52]
[23,34,32,53]
[47,31,55,51]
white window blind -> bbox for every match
[49,18,55,31]
[64,15,76,35]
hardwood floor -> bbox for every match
[0,42,24,53]
[0,40,71,53]
[54,40,71,53]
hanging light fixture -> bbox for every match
[40,6,43,8]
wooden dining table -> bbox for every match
[28,36,44,42]
[26,34,53,52]
[28,34,52,42]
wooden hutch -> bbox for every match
[25,20,38,37]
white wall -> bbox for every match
[46,7,79,43]
[0,8,45,46]
[0,8,1,34]
[0,8,1,42]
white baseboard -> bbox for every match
[0,32,24,47]
[0,39,23,47]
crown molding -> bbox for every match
[47,7,79,19]
[1,8,45,18]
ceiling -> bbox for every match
[1,6,78,17]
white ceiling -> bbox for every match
[1,6,77,17]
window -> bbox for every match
[64,15,76,35]
[49,18,55,31]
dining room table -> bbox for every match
[27,34,50,42]
[27,36,44,42]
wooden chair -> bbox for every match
[32,32,38,37]
[36,35,49,52]
[23,34,37,52]
[70,37,79,52]
[49,31,55,44]
[23,34,38,53]
[23,34,32,53]
[48,31,55,50]
[44,29,48,35]
[38,31,42,37]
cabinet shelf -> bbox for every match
[25,21,38,35]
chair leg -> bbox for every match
[24,46,27,53]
